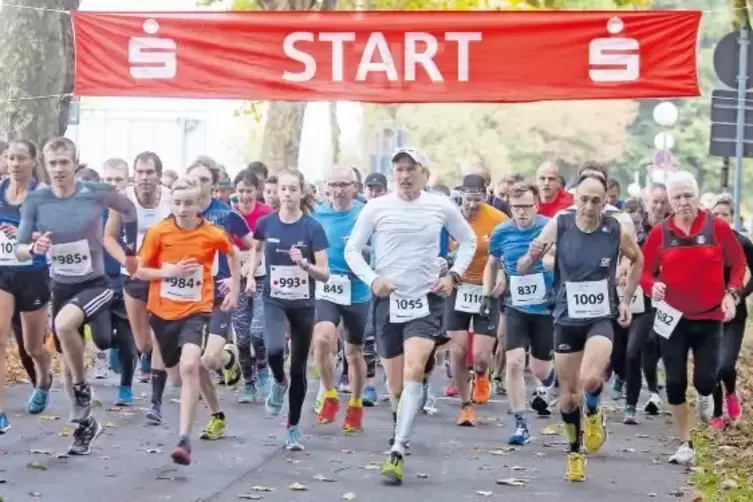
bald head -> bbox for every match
[328,165,356,183]
[536,161,561,202]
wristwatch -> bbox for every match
[298,258,311,271]
[448,271,461,285]
[726,288,740,303]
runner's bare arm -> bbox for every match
[482,255,500,296]
[619,224,644,302]
[247,239,263,282]
[97,183,139,255]
[305,249,330,283]
[104,210,127,265]
[518,217,558,275]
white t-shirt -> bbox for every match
[344,191,477,299]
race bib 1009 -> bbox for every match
[565,279,610,319]
[510,273,546,307]
[160,267,203,302]
[315,274,352,306]
[50,239,92,277]
[389,294,429,323]
[454,284,483,314]
[270,265,309,300]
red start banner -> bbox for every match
[71,10,702,103]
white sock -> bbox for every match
[391,381,423,456]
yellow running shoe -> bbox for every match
[583,408,607,453]
[200,415,226,440]
[565,452,585,481]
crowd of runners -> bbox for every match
[0,137,750,484]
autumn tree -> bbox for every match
[0,0,80,148]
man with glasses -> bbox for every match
[444,174,508,426]
[311,166,369,433]
[483,181,556,445]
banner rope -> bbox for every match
[0,1,750,15]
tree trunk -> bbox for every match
[330,102,341,164]
[256,0,337,174]
[259,102,307,172]
[0,0,79,147]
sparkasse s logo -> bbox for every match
[588,16,640,84]
[129,19,177,80]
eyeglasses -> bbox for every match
[328,182,352,189]
[104,177,125,184]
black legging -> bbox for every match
[609,323,629,382]
[111,314,137,388]
[12,311,37,387]
[662,318,721,406]
[713,320,746,417]
[264,301,314,427]
[625,309,658,407]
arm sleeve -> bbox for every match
[639,225,662,294]
[443,199,477,277]
[488,224,505,259]
[96,183,139,255]
[16,193,39,245]
[717,220,746,290]
[344,202,378,287]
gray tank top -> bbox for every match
[17,182,138,285]
[552,212,621,326]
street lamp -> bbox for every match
[653,101,678,127]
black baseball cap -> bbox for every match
[364,173,388,189]
[460,174,487,194]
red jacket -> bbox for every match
[640,210,745,321]
[538,189,574,218]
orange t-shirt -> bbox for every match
[452,203,508,284]
[139,217,233,321]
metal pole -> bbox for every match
[733,26,749,231]
[722,157,730,191]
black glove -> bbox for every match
[479,295,493,317]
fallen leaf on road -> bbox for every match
[285,458,301,464]
[145,449,162,454]
[237,495,263,500]
[509,466,526,471]
[0,479,6,484]
[249,486,275,492]
[534,452,546,458]
[651,459,662,464]
[99,456,110,460]
[29,449,52,455]
[289,482,307,491]
[496,478,528,487]
[56,453,68,459]
[488,449,509,456]
[342,493,356,500]
[648,493,657,498]
[313,474,335,482]
[417,473,429,479]
[26,462,47,471]
[361,462,381,470]
[29,492,41,497]
[341,449,354,454]
[476,490,493,497]
[636,434,652,439]
[623,448,636,453]
[105,422,118,428]
[540,425,560,435]
[38,415,59,421]
[59,427,73,437]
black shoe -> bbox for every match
[146,405,163,425]
[68,416,103,455]
[71,383,92,424]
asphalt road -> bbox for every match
[0,372,692,502]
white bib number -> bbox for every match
[50,240,92,277]
[315,274,352,306]
[454,284,483,314]
[653,301,682,339]
[510,273,546,306]
[0,232,25,266]
[628,286,646,314]
[160,267,203,302]
[565,280,610,319]
[390,294,429,323]
[270,265,309,300]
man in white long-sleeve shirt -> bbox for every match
[344,147,477,486]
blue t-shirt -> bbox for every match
[439,228,450,258]
[201,198,251,283]
[0,179,47,270]
[488,215,553,315]
[313,201,369,304]
[255,212,328,308]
